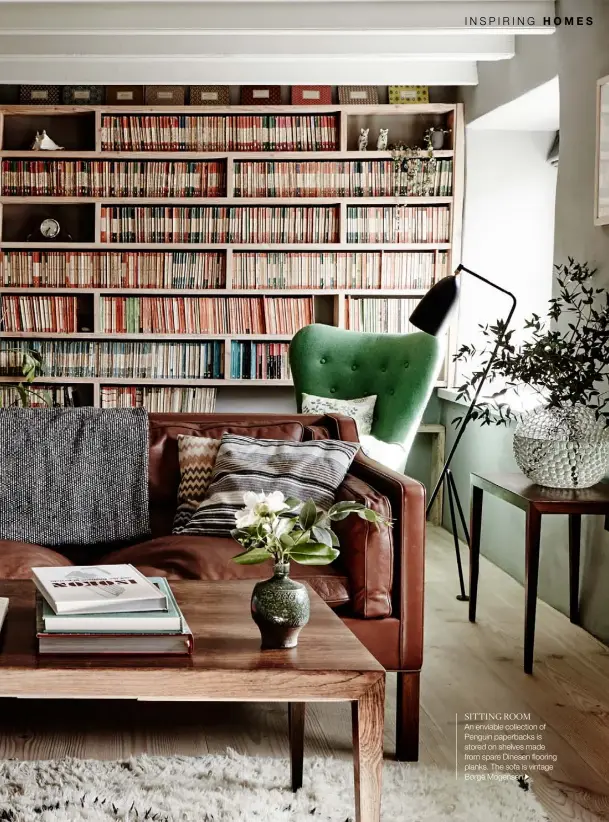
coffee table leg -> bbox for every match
[524,506,542,674]
[568,514,581,625]
[288,702,305,792]
[352,676,385,822]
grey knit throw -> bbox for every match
[0,408,150,547]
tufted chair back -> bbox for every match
[289,324,444,452]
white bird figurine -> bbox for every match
[31,130,64,151]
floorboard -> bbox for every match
[1,525,608,821]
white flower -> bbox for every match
[235,490,287,528]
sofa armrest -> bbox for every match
[349,450,426,671]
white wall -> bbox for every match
[456,129,557,381]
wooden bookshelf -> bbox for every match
[0,102,464,409]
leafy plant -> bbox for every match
[231,491,389,566]
[389,130,436,197]
[0,346,49,407]
[453,259,609,427]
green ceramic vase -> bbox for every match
[251,561,310,649]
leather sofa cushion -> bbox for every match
[333,473,393,618]
[0,541,73,579]
[99,534,350,608]
[148,418,305,515]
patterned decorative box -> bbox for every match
[291,86,332,105]
[145,86,186,105]
[62,86,105,105]
[241,86,281,105]
[338,86,379,105]
[106,86,145,105]
[190,86,230,106]
[19,86,61,105]
[388,85,429,104]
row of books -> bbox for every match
[346,206,451,244]
[34,566,192,655]
[101,114,339,152]
[99,296,313,335]
[0,384,83,408]
[1,340,225,379]
[0,250,448,291]
[100,385,217,412]
[233,250,448,290]
[1,295,79,333]
[347,297,419,334]
[230,341,291,381]
[100,206,340,244]
[233,159,453,198]
[0,251,226,289]
[1,160,225,198]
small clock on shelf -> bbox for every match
[26,217,73,243]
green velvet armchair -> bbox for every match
[290,324,444,455]
[290,323,444,760]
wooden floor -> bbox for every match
[1,525,609,821]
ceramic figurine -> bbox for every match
[358,128,369,151]
[31,130,64,151]
[377,128,389,151]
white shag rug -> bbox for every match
[0,750,548,821]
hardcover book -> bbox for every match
[32,565,167,615]
[36,593,193,655]
[41,577,181,632]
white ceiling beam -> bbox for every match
[0,33,515,60]
[0,57,479,85]
[0,2,556,34]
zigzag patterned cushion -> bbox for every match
[172,435,221,533]
[179,433,360,537]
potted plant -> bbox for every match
[0,346,49,407]
[454,259,609,488]
[231,491,387,648]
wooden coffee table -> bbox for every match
[0,580,385,822]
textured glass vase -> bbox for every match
[513,405,609,488]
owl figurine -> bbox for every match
[358,128,369,151]
[377,128,389,151]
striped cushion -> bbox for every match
[172,435,221,532]
[180,433,360,537]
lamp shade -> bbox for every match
[409,274,460,337]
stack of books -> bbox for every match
[32,564,193,655]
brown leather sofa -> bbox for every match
[0,412,425,761]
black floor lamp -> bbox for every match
[409,265,517,600]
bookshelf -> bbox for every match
[0,102,464,410]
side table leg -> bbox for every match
[568,514,581,625]
[524,507,542,674]
[469,485,483,622]
[288,702,306,792]
[352,676,385,822]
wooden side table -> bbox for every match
[469,472,609,674]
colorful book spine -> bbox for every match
[100,386,217,411]
[99,206,339,244]
[347,297,420,334]
[0,251,226,289]
[1,160,225,198]
[100,114,339,152]
[346,206,451,244]
[233,159,453,198]
[230,341,291,380]
[99,296,313,335]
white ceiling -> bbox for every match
[0,0,556,85]
[469,76,559,130]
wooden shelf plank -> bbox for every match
[0,103,458,116]
[0,287,428,297]
[0,196,454,206]
[0,150,454,160]
[0,242,452,251]
[0,375,293,387]
[0,332,294,340]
